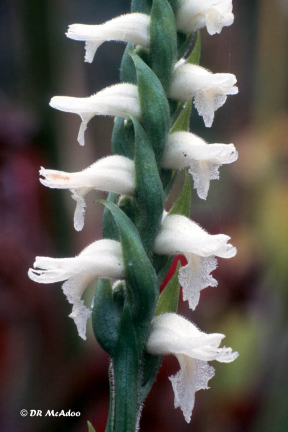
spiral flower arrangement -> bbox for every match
[29,0,239,430]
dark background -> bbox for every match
[1,0,288,431]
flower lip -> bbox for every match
[154,214,236,310]
[39,156,135,231]
[176,0,234,35]
[169,63,238,128]
[162,131,238,200]
[147,313,238,423]
[28,239,125,339]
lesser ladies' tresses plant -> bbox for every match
[29,0,238,430]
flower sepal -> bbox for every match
[92,278,123,356]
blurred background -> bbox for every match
[0,0,288,431]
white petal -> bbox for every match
[70,187,90,232]
[40,156,135,231]
[63,273,95,340]
[169,355,215,422]
[69,299,92,340]
[162,132,238,199]
[50,83,140,146]
[179,255,218,309]
[169,64,238,127]
[28,239,124,284]
[176,0,234,35]
[154,214,236,258]
[67,14,150,63]
[147,313,225,356]
[40,156,135,192]
[147,313,238,422]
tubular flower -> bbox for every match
[162,131,238,199]
[28,239,124,339]
[154,214,236,310]
[147,313,238,423]
[176,0,234,35]
[67,13,150,63]
[40,155,135,232]
[169,63,238,127]
[50,83,140,146]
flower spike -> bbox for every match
[147,313,238,422]
[40,155,135,231]
[154,214,236,309]
[162,131,238,199]
[169,63,238,127]
[28,239,124,339]
[176,0,234,35]
[50,83,140,146]
[67,13,150,63]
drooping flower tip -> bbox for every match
[50,84,140,146]
[39,156,135,231]
[147,313,238,422]
[169,64,238,128]
[163,131,238,200]
[28,239,125,339]
[66,14,150,63]
[176,0,234,35]
[154,215,236,310]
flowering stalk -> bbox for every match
[28,0,239,430]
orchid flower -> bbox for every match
[40,155,135,231]
[147,313,238,422]
[176,0,234,35]
[50,83,140,146]
[162,131,238,199]
[28,239,124,339]
[67,13,150,63]
[154,214,236,310]
[169,63,238,127]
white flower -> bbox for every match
[40,155,135,232]
[169,63,238,127]
[67,13,150,63]
[154,214,236,310]
[28,239,124,339]
[176,0,234,35]
[162,131,238,199]
[147,313,238,422]
[50,83,140,146]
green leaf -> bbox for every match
[131,115,164,254]
[140,351,163,403]
[167,0,178,13]
[120,43,137,85]
[129,52,170,166]
[87,421,96,432]
[99,201,158,343]
[150,0,177,93]
[113,303,139,432]
[155,261,181,315]
[169,171,191,218]
[92,278,122,357]
[187,31,201,65]
[131,0,152,13]
[153,254,174,286]
[177,32,195,60]
[111,117,135,159]
[160,168,178,199]
[102,192,120,241]
[118,196,139,227]
[170,99,192,133]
